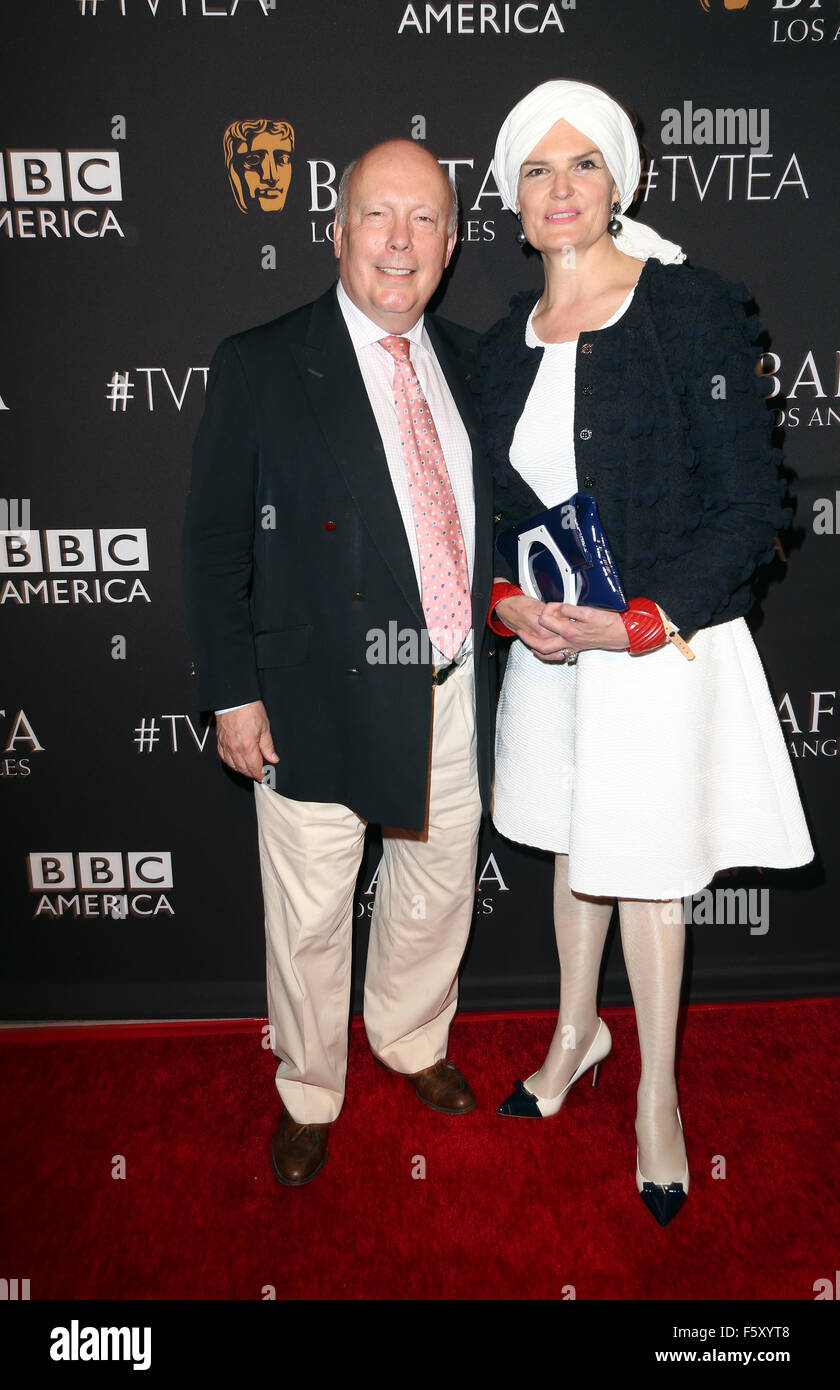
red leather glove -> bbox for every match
[488,580,525,637]
[620,597,667,654]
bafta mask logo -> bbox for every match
[699,1,749,9]
[223,119,294,214]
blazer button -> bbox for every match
[489,649,495,658]
[351,592,364,601]
[579,428,592,441]
[347,667,359,676]
[494,512,502,523]
[581,342,594,355]
[582,384,593,395]
[582,475,595,488]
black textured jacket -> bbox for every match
[474,257,789,636]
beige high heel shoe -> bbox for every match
[635,1107,689,1226]
[497,1018,612,1118]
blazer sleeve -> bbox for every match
[181,336,262,713]
[646,274,789,636]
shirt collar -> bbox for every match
[336,279,428,353]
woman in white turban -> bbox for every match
[479,80,812,1226]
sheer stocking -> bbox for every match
[526,859,688,1185]
[525,854,613,1098]
[619,897,687,1183]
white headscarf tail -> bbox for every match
[492,79,685,266]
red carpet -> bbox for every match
[1,1000,838,1301]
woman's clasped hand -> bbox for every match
[495,595,630,660]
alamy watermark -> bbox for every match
[366,621,475,665]
[660,102,770,156]
[50,1320,151,1371]
[661,886,770,936]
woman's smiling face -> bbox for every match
[516,119,620,255]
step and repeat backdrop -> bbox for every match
[2,0,838,1020]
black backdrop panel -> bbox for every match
[2,0,838,1020]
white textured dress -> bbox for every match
[492,292,813,899]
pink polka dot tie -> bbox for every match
[379,335,470,661]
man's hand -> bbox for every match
[495,596,630,662]
[215,700,279,780]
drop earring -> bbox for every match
[516,211,528,246]
[607,201,622,236]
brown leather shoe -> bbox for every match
[270,1109,329,1187]
[409,1059,477,1114]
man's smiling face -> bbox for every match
[333,140,456,334]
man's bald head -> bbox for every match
[332,137,460,334]
[336,140,459,237]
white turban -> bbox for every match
[492,79,685,265]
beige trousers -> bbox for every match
[254,659,482,1124]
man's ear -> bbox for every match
[332,219,342,259]
[443,228,457,268]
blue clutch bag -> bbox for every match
[496,491,627,611]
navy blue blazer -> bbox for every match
[182,286,495,830]
[474,258,789,637]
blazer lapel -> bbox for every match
[425,319,481,454]
[290,287,424,625]
[425,317,492,615]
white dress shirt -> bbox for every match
[216,281,476,712]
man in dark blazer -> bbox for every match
[182,139,494,1186]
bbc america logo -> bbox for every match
[0,148,124,240]
[28,851,174,919]
[1,528,150,605]
[396,2,576,34]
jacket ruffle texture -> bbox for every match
[473,258,790,635]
